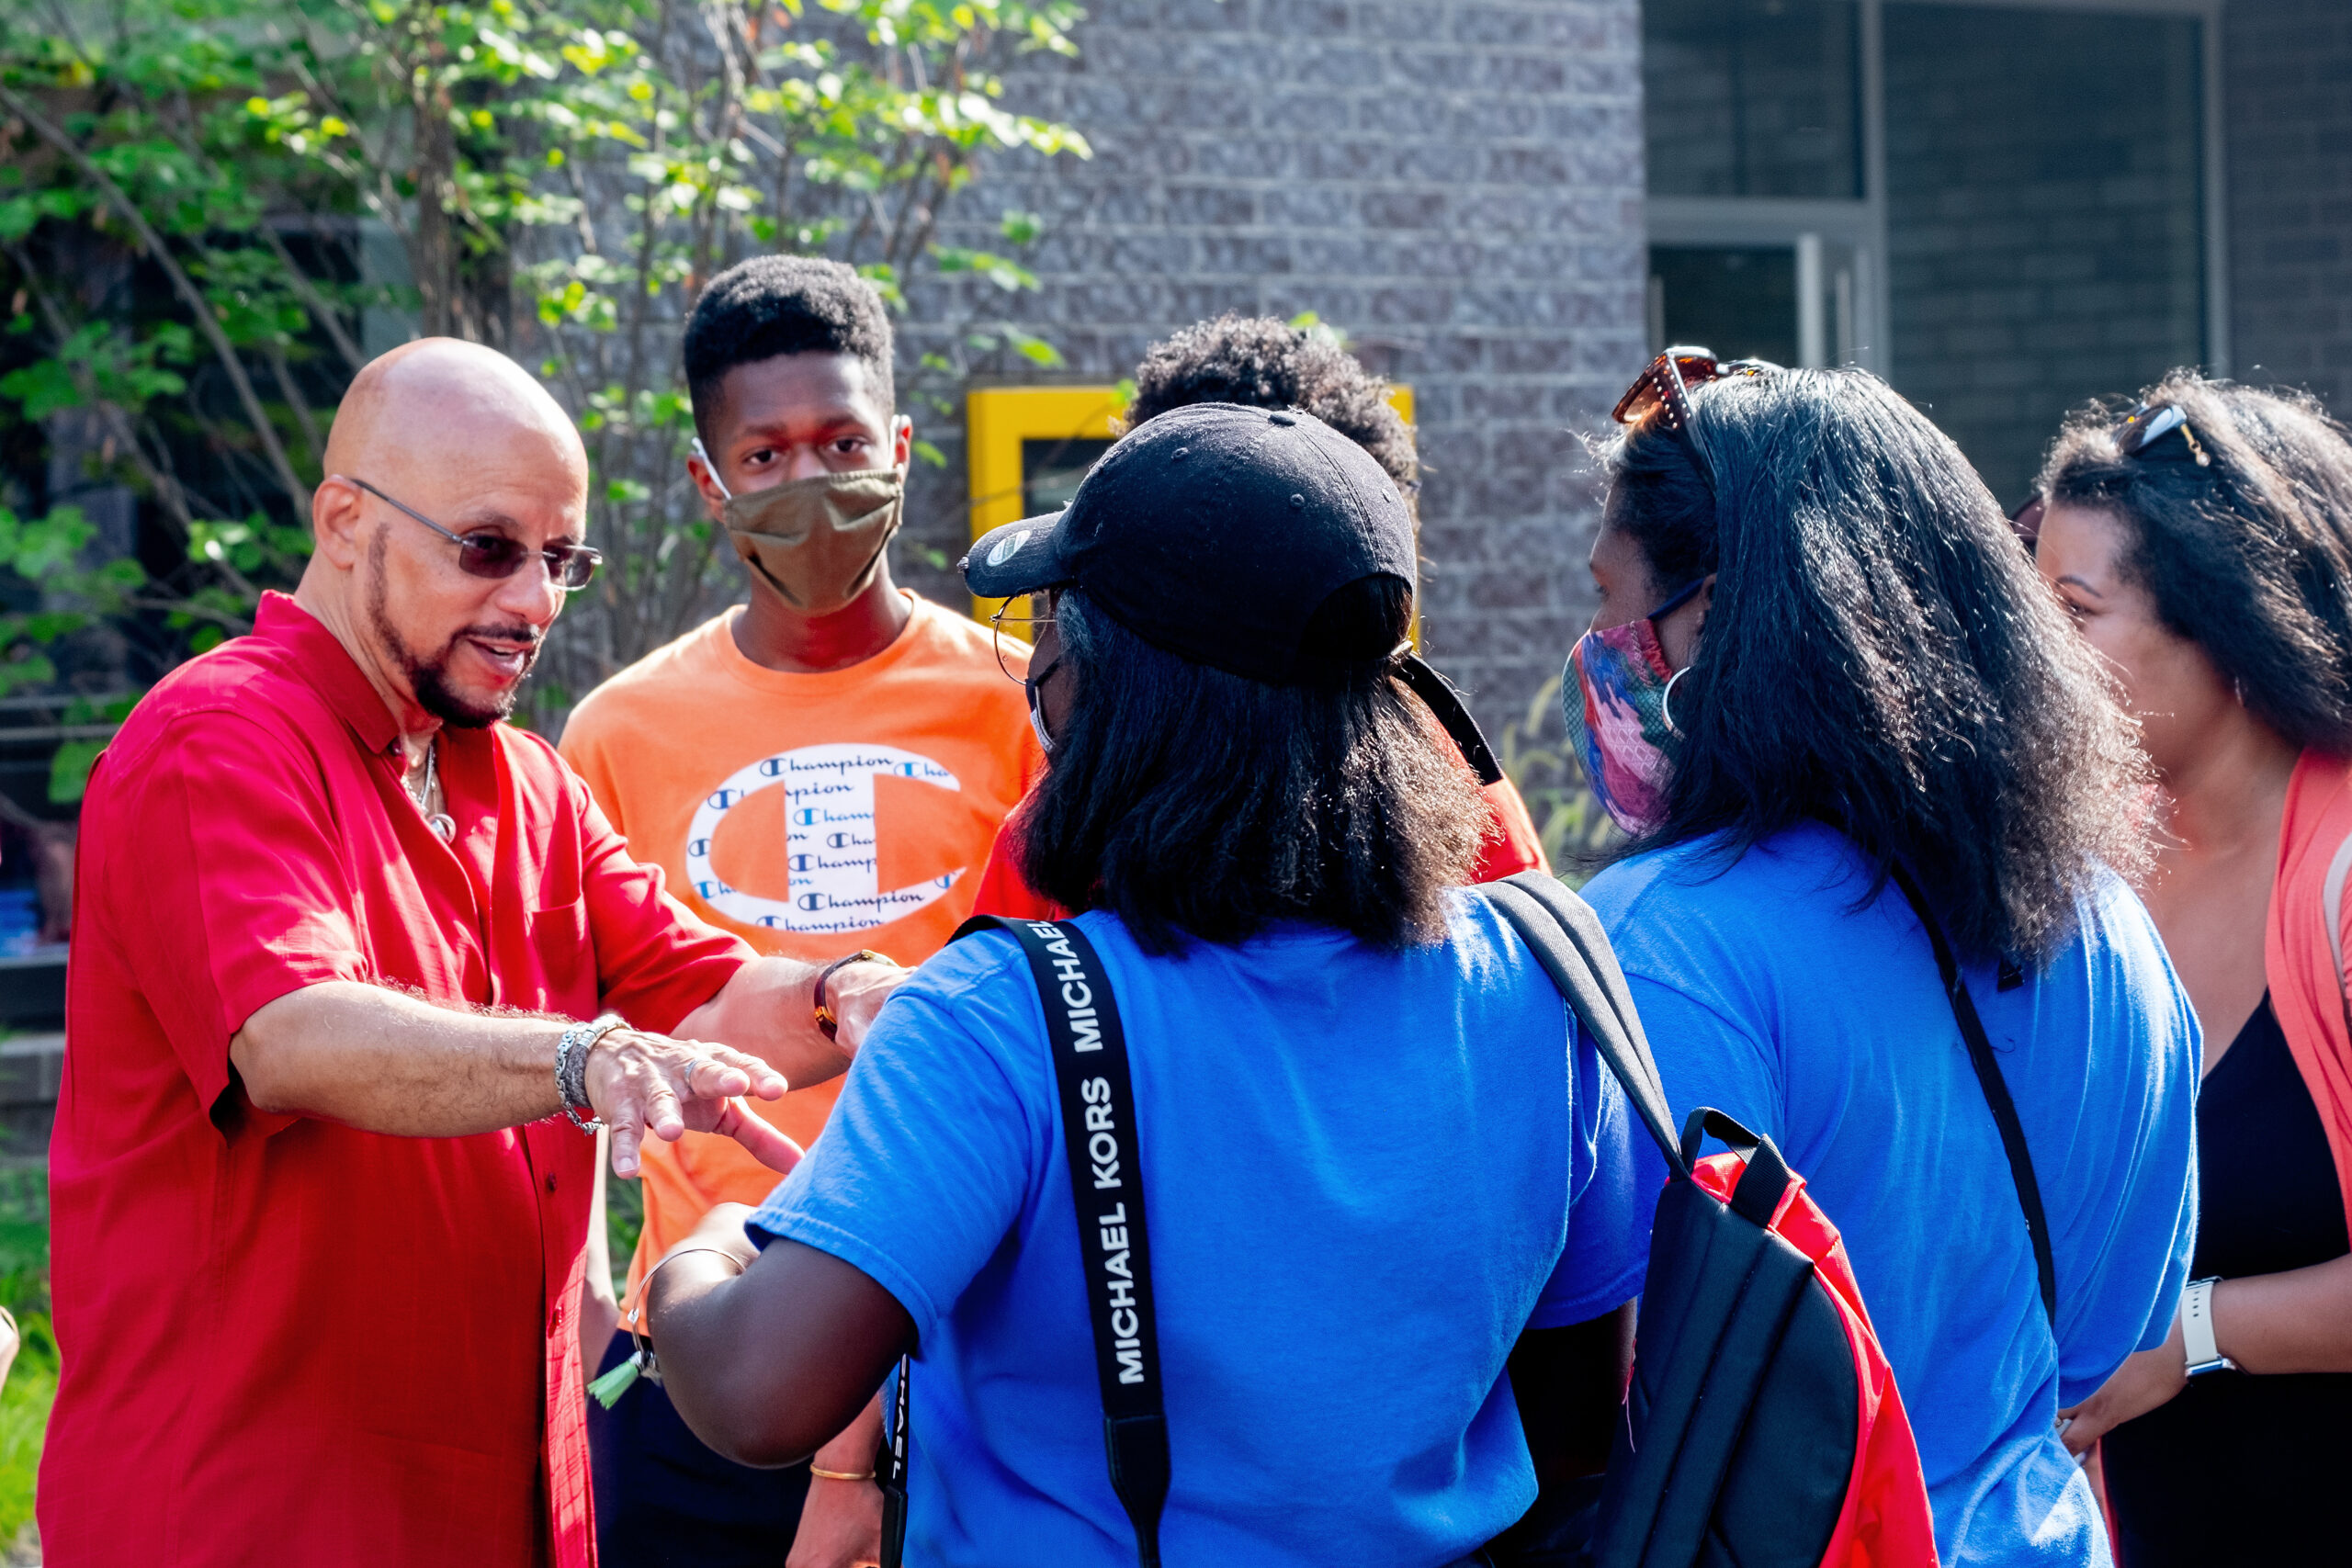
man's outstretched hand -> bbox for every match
[585,1031,801,1179]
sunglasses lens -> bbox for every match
[456,536,527,580]
[1611,383,1659,425]
[555,548,599,590]
[2116,404,2177,458]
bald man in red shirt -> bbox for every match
[40,341,906,1566]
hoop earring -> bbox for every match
[1661,665,1693,736]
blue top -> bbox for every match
[1583,824,2199,1568]
[750,893,1650,1568]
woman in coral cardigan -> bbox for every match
[2035,374,2352,1565]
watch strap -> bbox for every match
[2182,1276,2235,1376]
[813,950,892,1042]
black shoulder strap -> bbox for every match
[1886,866,2058,1325]
[1480,873,1690,1179]
[954,914,1171,1566]
[878,1353,910,1567]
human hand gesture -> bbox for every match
[585,1030,800,1179]
[2056,1317,2188,1456]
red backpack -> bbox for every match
[1483,874,1940,1568]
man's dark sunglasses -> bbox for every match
[2112,402,2211,468]
[340,475,603,589]
[1611,346,1778,494]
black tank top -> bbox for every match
[2101,994,2352,1563]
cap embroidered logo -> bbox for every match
[988,529,1030,567]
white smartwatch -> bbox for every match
[2181,1276,2236,1377]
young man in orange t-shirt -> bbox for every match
[561,256,1038,1568]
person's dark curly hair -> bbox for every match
[1604,367,2150,964]
[2035,372,2352,753]
[1125,315,1418,503]
[683,256,895,441]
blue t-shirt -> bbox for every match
[750,892,1649,1568]
[1583,825,2199,1568]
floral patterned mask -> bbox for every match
[1562,578,1704,835]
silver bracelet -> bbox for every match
[555,1014,627,1134]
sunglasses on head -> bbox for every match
[2112,402,2211,468]
[341,476,603,590]
[1612,347,1779,493]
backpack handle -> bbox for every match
[1678,1107,1796,1227]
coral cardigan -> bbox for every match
[2266,749,2352,1245]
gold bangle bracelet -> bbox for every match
[808,1466,876,1483]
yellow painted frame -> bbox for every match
[965,383,1416,626]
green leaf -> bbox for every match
[1003,326,1064,368]
[0,650,53,695]
[0,363,83,422]
[47,740,107,807]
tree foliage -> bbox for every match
[1,0,1088,786]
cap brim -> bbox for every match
[961,512,1076,599]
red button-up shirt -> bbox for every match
[42,593,752,1566]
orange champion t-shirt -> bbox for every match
[558,592,1041,1314]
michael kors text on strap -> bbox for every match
[879,916,1171,1568]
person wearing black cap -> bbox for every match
[966,312,1548,924]
[639,401,1648,1567]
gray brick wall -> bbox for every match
[894,0,1647,745]
[1883,5,2205,509]
[2225,0,2352,412]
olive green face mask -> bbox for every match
[718,468,904,616]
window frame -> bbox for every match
[1645,0,2229,380]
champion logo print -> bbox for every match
[683,742,965,934]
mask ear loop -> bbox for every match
[691,437,734,501]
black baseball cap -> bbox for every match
[961,401,1417,686]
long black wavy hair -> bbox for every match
[1016,584,1485,953]
[2036,372,2352,753]
[1604,367,2150,963]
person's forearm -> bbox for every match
[2213,1253,2352,1373]
[675,954,903,1093]
[650,1217,912,1468]
[229,981,794,1179]
[232,980,566,1134]
[810,1393,886,1477]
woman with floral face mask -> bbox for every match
[1569,355,2199,1568]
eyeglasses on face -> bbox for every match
[989,597,1056,684]
[338,476,603,590]
[2112,403,2211,468]
[1611,347,1778,495]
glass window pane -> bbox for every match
[1645,0,1863,199]
[1885,6,2205,506]
[1022,437,1111,514]
[1648,246,1801,367]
